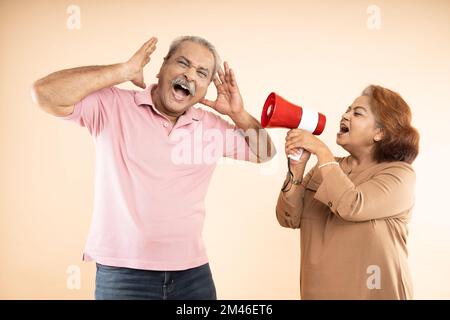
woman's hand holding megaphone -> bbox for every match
[286,146,311,164]
[284,129,312,183]
[286,129,329,160]
[286,129,338,180]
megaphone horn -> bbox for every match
[261,92,326,135]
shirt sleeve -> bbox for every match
[208,113,251,161]
[313,162,416,222]
[56,87,116,137]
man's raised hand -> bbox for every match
[124,37,158,89]
[200,62,245,118]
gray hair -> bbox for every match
[164,36,221,79]
[361,85,375,97]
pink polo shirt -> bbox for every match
[58,85,249,270]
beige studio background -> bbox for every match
[1,0,450,299]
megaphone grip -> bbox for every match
[288,148,304,161]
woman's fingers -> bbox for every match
[286,135,303,147]
[285,147,303,160]
[286,129,304,139]
[285,142,302,155]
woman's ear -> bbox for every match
[374,127,384,142]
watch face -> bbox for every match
[281,172,293,192]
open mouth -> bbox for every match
[173,84,191,97]
[338,123,350,135]
[172,83,191,101]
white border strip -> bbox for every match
[298,107,319,133]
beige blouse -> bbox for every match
[276,156,415,299]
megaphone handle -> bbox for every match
[288,148,304,161]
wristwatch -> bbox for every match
[285,172,302,185]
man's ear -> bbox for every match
[156,58,168,79]
[156,66,164,79]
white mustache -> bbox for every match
[171,77,196,96]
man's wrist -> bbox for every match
[118,62,135,82]
[229,109,250,126]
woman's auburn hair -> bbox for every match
[363,85,420,164]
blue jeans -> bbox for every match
[95,262,217,300]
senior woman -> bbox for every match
[276,85,419,299]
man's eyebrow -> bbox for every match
[178,56,190,63]
[178,56,210,73]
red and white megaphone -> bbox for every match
[261,92,326,161]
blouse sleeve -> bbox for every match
[276,164,317,229]
[313,162,416,222]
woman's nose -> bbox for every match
[342,112,350,121]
